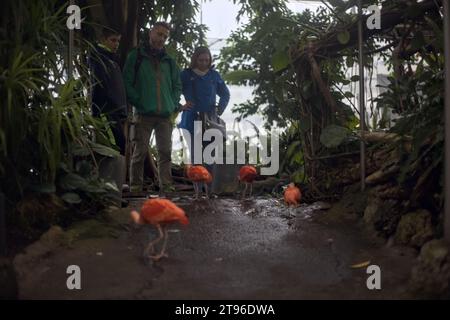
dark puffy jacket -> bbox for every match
[89,44,127,118]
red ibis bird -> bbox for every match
[284,183,302,207]
[185,164,212,199]
[130,198,188,261]
[238,165,258,199]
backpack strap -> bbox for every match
[134,46,177,85]
[133,47,143,87]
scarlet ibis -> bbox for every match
[185,164,212,199]
[238,165,258,199]
[284,183,302,207]
[130,198,188,261]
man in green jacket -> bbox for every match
[123,21,182,193]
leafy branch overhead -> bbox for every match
[218,0,444,200]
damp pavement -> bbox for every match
[14,195,417,299]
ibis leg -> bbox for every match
[204,182,209,199]
[242,183,248,200]
[144,224,163,258]
[150,227,169,261]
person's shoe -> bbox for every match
[130,186,142,193]
[160,184,176,194]
[121,199,129,208]
[124,185,147,198]
[173,184,194,191]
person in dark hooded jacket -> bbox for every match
[89,27,128,155]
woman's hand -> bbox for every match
[216,105,224,116]
[180,101,194,111]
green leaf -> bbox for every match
[286,140,302,159]
[89,142,120,158]
[59,162,70,173]
[71,143,90,157]
[31,183,56,193]
[82,183,107,193]
[344,91,354,98]
[272,50,290,72]
[104,182,119,192]
[320,125,350,148]
[59,173,88,191]
[410,32,426,51]
[75,160,93,177]
[406,4,423,19]
[273,85,284,102]
[292,169,305,184]
[350,75,360,82]
[337,31,350,45]
[424,17,444,51]
[61,192,82,204]
[291,152,303,165]
[223,70,258,84]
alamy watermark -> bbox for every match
[66,5,81,30]
[65,4,381,31]
[64,2,382,177]
[366,5,381,30]
[366,265,381,290]
[66,265,81,290]
[179,121,279,176]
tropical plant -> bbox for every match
[218,0,443,199]
[0,0,123,236]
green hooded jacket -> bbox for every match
[123,46,181,117]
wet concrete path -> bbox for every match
[15,196,417,299]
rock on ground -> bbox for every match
[411,239,450,298]
[394,210,435,248]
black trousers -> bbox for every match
[105,114,127,156]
